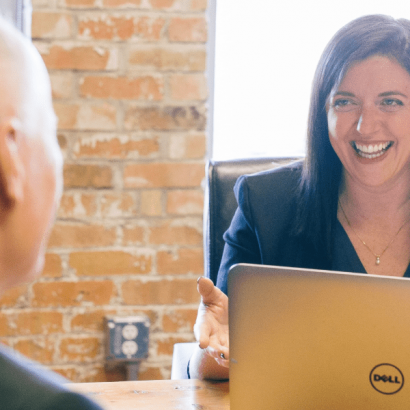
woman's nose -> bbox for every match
[356,107,380,135]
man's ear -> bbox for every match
[0,120,25,210]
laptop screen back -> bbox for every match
[228,264,410,409]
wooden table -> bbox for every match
[69,379,230,410]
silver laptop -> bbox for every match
[228,264,410,409]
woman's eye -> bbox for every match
[332,99,357,112]
[380,98,404,111]
[334,99,349,106]
[381,98,403,106]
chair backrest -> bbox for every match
[170,342,196,380]
[203,157,302,284]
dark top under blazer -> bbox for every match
[0,344,103,410]
[216,160,410,295]
[216,161,333,294]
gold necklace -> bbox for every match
[338,200,409,266]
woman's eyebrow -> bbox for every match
[334,91,355,97]
[334,91,408,98]
[378,91,408,98]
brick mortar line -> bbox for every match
[59,187,204,192]
[49,69,206,74]
[57,129,207,135]
[33,38,207,45]
[65,10,206,17]
[47,9,207,15]
[46,247,204,255]
[54,100,208,106]
[32,273,202,281]
[3,331,196,337]
[0,305,200,312]
[0,308,198,316]
[54,218,204,223]
[50,224,204,230]
[61,154,207,160]
[53,214,204,221]
[35,38,208,46]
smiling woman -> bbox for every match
[191,14,410,381]
[329,55,410,275]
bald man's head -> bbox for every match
[0,17,63,292]
[0,18,57,141]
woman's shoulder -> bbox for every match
[234,159,303,200]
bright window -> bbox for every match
[211,2,410,160]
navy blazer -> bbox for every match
[216,162,332,295]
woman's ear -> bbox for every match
[0,120,25,211]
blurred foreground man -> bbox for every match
[0,17,103,410]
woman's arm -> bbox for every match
[216,175,262,294]
[190,176,263,380]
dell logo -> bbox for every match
[373,374,401,384]
[370,364,404,395]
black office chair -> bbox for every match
[203,157,301,284]
[171,157,301,379]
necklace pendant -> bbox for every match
[376,256,380,265]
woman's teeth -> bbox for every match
[353,142,392,159]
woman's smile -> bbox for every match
[351,141,393,159]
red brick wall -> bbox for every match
[0,0,208,382]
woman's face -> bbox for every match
[327,55,410,189]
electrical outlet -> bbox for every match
[105,316,150,362]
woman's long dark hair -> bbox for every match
[294,15,410,261]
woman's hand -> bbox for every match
[193,277,229,368]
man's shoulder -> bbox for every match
[0,343,67,389]
[0,345,102,409]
